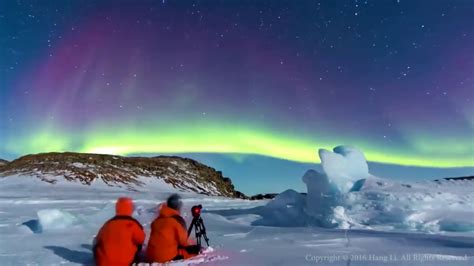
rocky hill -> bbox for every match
[0,152,246,198]
[0,159,8,167]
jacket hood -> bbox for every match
[115,197,134,216]
[158,203,180,218]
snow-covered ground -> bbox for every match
[0,176,473,265]
[1,146,473,265]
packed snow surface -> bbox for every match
[1,146,473,265]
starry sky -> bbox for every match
[1,1,473,193]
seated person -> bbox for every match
[94,197,145,266]
[146,194,200,263]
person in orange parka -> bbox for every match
[93,197,146,266]
[146,194,200,263]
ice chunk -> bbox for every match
[302,169,340,226]
[37,209,80,231]
[319,145,369,193]
[257,145,474,232]
[332,206,352,229]
[21,209,81,233]
[302,169,335,194]
[439,219,474,232]
[253,189,306,227]
[265,189,306,209]
[302,146,373,227]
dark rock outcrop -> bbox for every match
[440,176,474,181]
[249,193,278,200]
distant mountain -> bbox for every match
[0,152,247,198]
[442,176,474,181]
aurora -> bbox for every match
[5,122,473,168]
[1,1,473,173]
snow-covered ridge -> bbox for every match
[0,152,246,198]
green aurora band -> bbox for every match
[6,122,474,168]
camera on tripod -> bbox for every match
[191,204,202,218]
[187,204,209,248]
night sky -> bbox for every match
[1,1,473,192]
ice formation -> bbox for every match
[253,189,306,227]
[303,146,369,227]
[318,146,370,193]
[256,145,474,233]
[38,209,81,231]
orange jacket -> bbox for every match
[94,197,145,266]
[146,204,196,263]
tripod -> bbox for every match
[187,215,210,248]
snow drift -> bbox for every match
[256,145,474,233]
